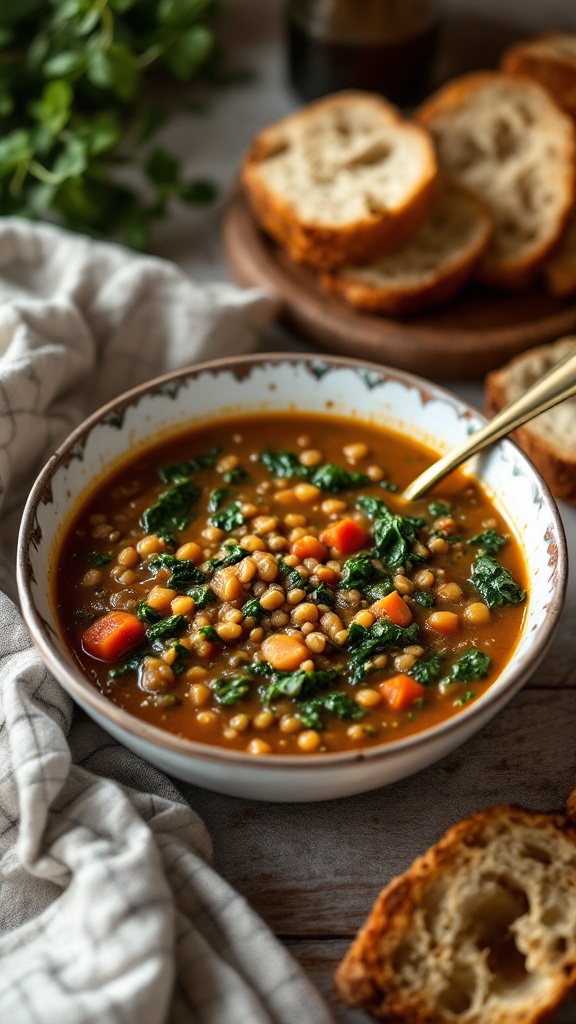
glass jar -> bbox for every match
[285,0,442,105]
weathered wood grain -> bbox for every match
[180,688,576,937]
[285,938,576,1024]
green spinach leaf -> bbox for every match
[141,480,200,542]
[346,619,420,684]
[357,495,426,571]
[471,555,526,608]
[450,647,491,682]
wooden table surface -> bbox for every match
[162,3,576,1018]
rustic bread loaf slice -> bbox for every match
[543,219,576,298]
[502,33,576,120]
[485,336,576,503]
[335,805,576,1024]
[241,91,439,270]
[416,72,576,289]
[320,181,491,315]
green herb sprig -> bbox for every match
[0,0,223,245]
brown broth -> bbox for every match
[54,414,527,756]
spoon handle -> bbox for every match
[402,345,576,501]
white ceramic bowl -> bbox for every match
[18,354,566,802]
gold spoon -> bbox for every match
[402,345,576,502]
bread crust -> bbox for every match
[241,91,439,271]
[320,182,492,315]
[335,805,576,1024]
[502,33,576,120]
[416,72,576,289]
[485,337,576,503]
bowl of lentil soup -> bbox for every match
[18,355,566,801]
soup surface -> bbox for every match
[55,414,527,755]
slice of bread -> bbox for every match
[320,181,491,315]
[502,33,576,121]
[416,72,576,289]
[241,91,439,271]
[543,219,576,298]
[485,336,576,503]
[335,805,576,1024]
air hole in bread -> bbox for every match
[437,965,476,1014]
[522,842,552,866]
[448,135,486,174]
[492,119,518,160]
[343,140,393,170]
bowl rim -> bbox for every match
[17,351,568,772]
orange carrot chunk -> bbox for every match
[291,535,329,562]
[82,611,146,662]
[261,634,309,671]
[371,589,413,627]
[380,674,426,711]
[320,518,370,554]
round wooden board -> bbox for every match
[223,189,576,380]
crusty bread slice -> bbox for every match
[320,181,491,315]
[241,91,439,270]
[543,218,576,298]
[502,33,576,120]
[416,72,576,289]
[335,805,576,1024]
[485,336,576,503]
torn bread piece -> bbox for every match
[335,805,576,1024]
[417,72,576,289]
[502,32,576,121]
[241,91,438,270]
[321,181,491,315]
[485,336,576,503]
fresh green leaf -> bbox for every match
[241,598,265,622]
[298,691,366,729]
[339,552,392,599]
[146,614,187,643]
[149,553,206,589]
[158,446,222,483]
[169,640,192,673]
[450,647,491,682]
[277,558,310,594]
[209,500,244,532]
[410,652,443,685]
[213,675,251,706]
[87,43,141,101]
[187,584,216,608]
[469,530,507,556]
[428,501,452,518]
[263,668,339,703]
[310,462,369,493]
[223,465,251,485]
[29,80,73,134]
[197,624,220,643]
[347,619,420,684]
[209,542,249,571]
[107,648,148,681]
[141,480,200,542]
[453,691,476,706]
[411,590,435,608]
[164,25,214,80]
[136,601,162,625]
[357,495,426,571]
[207,487,230,513]
[86,551,113,566]
[471,555,526,608]
[307,583,334,608]
[260,448,311,479]
[180,178,217,204]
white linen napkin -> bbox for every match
[0,218,335,1024]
